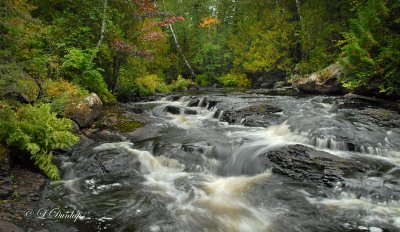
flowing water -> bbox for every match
[42,93,400,232]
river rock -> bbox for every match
[217,102,283,126]
[263,144,379,187]
[165,95,182,101]
[187,97,200,107]
[293,63,345,94]
[164,105,181,114]
[85,130,126,142]
[0,221,23,232]
[199,97,221,109]
[69,93,103,128]
[251,70,286,88]
[65,143,142,178]
[184,108,198,115]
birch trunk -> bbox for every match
[90,0,107,63]
[162,0,195,78]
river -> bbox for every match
[40,92,400,232]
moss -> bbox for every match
[94,103,143,133]
[114,118,143,133]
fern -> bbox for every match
[0,102,79,180]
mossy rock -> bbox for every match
[94,104,143,133]
[2,78,40,103]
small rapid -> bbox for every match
[42,93,400,231]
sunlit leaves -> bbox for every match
[200,16,220,28]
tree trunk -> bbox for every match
[110,57,121,93]
[90,0,107,63]
[162,0,195,78]
[168,24,196,78]
[294,0,303,63]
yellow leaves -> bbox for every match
[44,80,87,99]
[200,17,220,28]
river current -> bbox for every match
[42,93,400,232]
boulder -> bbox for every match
[69,93,103,128]
[65,143,143,178]
[263,144,387,187]
[251,70,286,89]
[2,78,40,103]
[217,102,283,127]
[165,95,181,101]
[199,97,220,109]
[293,63,345,94]
[187,97,200,107]
[164,105,181,115]
[184,108,198,115]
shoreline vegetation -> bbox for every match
[1,0,399,229]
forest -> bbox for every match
[1,1,400,231]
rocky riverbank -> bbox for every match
[2,89,400,231]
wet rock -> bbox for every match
[130,107,145,114]
[65,144,142,178]
[69,93,103,128]
[0,221,23,232]
[218,102,282,126]
[0,178,13,199]
[294,63,345,94]
[184,108,198,115]
[29,193,40,201]
[165,95,181,101]
[247,86,299,96]
[164,105,181,115]
[0,145,11,177]
[200,97,221,109]
[263,144,378,187]
[85,130,126,142]
[187,97,200,107]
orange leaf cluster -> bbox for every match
[200,17,220,28]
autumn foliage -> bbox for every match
[200,16,220,28]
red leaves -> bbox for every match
[114,40,136,52]
[135,0,156,14]
[156,16,185,27]
[113,40,153,58]
[113,0,185,59]
[142,31,164,41]
[134,50,152,58]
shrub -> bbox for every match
[43,80,88,116]
[218,73,251,87]
[0,102,79,180]
[61,48,114,102]
[135,74,170,95]
[195,74,211,87]
[170,75,192,91]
